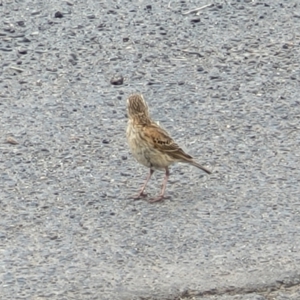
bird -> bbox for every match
[126,93,211,203]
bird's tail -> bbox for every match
[189,160,212,174]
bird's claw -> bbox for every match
[148,195,170,203]
[132,192,147,200]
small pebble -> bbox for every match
[18,48,27,54]
[54,11,63,18]
[110,75,124,85]
[6,137,18,145]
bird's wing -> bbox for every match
[143,123,193,160]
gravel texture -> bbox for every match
[1,0,300,299]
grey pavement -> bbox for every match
[0,0,300,299]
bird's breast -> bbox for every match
[126,121,173,170]
[127,122,152,168]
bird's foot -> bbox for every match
[132,191,147,200]
[148,195,170,203]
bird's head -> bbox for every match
[126,94,150,121]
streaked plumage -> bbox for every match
[126,93,211,202]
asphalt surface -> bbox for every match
[1,0,300,299]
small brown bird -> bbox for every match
[126,94,211,202]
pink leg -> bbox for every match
[149,168,170,203]
[133,169,154,199]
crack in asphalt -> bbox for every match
[177,274,300,299]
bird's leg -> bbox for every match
[133,169,154,199]
[149,167,170,203]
